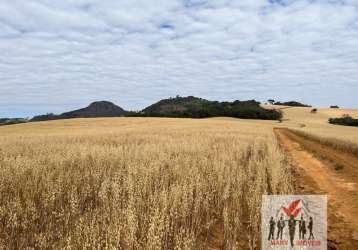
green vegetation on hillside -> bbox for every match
[30,113,59,122]
[329,115,358,127]
[274,101,311,107]
[132,96,282,120]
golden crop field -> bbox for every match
[0,118,293,250]
[264,105,358,143]
[2,108,358,249]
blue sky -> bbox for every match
[1,0,358,117]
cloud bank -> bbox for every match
[0,0,358,116]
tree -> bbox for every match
[268,99,275,105]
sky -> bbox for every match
[0,0,358,117]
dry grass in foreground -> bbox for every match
[289,129,358,158]
[0,118,293,249]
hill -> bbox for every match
[142,96,210,117]
[140,96,282,120]
[60,101,126,119]
[31,101,126,122]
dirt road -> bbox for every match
[275,128,358,249]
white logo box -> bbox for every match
[261,195,327,250]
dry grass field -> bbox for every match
[0,118,293,250]
[1,106,358,249]
[267,105,358,143]
[270,105,358,248]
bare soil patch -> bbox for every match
[275,128,358,249]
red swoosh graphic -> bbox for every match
[283,199,301,217]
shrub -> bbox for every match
[274,101,311,107]
[329,115,358,127]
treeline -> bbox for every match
[30,113,58,122]
[129,96,282,120]
[329,115,358,127]
[275,101,311,107]
[0,118,27,126]
[267,99,311,107]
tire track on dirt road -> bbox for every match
[275,128,358,249]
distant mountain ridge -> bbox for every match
[7,96,284,123]
[61,101,125,118]
[31,101,126,122]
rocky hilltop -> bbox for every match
[61,101,126,118]
[31,101,126,121]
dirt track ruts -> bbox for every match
[275,128,358,249]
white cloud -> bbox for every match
[0,0,358,117]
